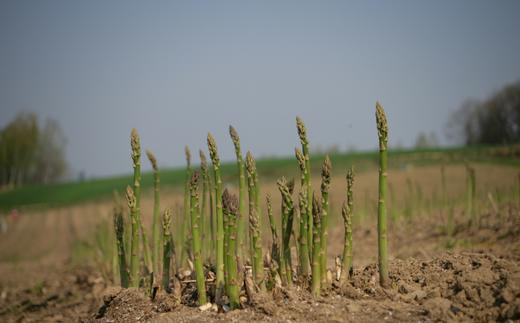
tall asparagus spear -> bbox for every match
[130,129,152,276]
[296,117,313,259]
[246,151,265,289]
[222,189,240,309]
[375,102,389,287]
[180,146,192,269]
[295,148,310,276]
[311,193,322,297]
[207,133,225,298]
[146,150,161,281]
[162,208,173,292]
[189,171,207,305]
[199,150,210,262]
[341,167,354,282]
[297,190,310,277]
[319,155,331,285]
[229,126,247,263]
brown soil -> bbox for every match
[0,164,519,322]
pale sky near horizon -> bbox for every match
[1,1,520,178]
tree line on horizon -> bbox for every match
[447,80,520,146]
[0,112,67,189]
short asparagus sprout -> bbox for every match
[311,193,322,297]
[341,167,354,282]
[319,155,331,285]
[265,194,282,278]
[277,176,295,285]
[189,171,207,305]
[222,189,240,309]
[375,102,389,287]
[126,185,140,288]
[207,133,225,298]
[296,117,313,260]
[113,203,129,288]
[162,208,173,292]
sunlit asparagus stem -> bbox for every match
[199,150,210,262]
[376,102,389,287]
[246,151,265,289]
[229,126,247,263]
[141,222,153,275]
[189,171,207,305]
[277,177,294,285]
[162,208,173,293]
[295,148,310,276]
[297,190,310,277]
[131,129,150,277]
[146,150,161,281]
[296,118,313,260]
[319,155,331,285]
[341,167,354,282]
[265,194,282,280]
[222,189,240,309]
[126,185,140,288]
[311,193,322,297]
[207,133,225,297]
[114,203,129,287]
[180,146,192,270]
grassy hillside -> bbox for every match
[0,145,518,211]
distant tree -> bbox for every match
[446,81,520,145]
[0,112,68,188]
[30,119,68,184]
[414,131,439,149]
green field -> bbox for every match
[0,145,517,211]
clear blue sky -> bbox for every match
[1,1,519,178]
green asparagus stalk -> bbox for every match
[189,171,207,305]
[126,185,140,288]
[246,151,265,289]
[223,187,230,290]
[114,203,129,287]
[296,118,313,260]
[141,222,153,275]
[229,126,247,263]
[311,193,322,297]
[265,194,282,280]
[341,167,354,282]
[375,102,389,287]
[130,128,144,284]
[146,150,161,281]
[180,146,192,270]
[319,155,331,285]
[297,190,310,277]
[199,150,210,262]
[222,189,240,309]
[162,208,173,292]
[207,133,225,298]
[277,176,295,285]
